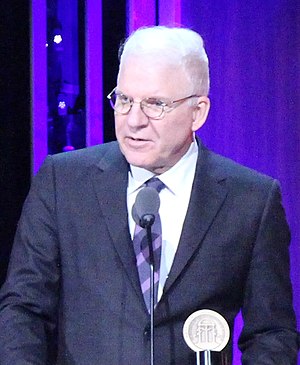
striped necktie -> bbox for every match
[133,177,165,312]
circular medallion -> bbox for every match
[183,309,230,352]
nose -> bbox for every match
[126,100,149,129]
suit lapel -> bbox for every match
[88,143,144,303]
[87,142,228,309]
[163,145,228,296]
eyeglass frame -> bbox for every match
[107,87,200,120]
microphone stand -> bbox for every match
[135,186,160,365]
[196,350,212,365]
[204,350,212,365]
[146,224,155,365]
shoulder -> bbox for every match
[37,141,126,173]
[48,141,121,167]
[198,146,287,233]
[33,141,127,187]
[203,145,274,182]
[199,144,279,195]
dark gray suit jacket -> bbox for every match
[0,141,298,364]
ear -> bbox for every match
[191,96,210,132]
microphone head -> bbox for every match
[132,187,160,228]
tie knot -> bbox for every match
[146,177,165,193]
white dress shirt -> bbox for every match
[127,140,198,301]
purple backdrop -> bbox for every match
[180,0,300,363]
[128,0,300,363]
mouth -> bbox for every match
[128,136,148,142]
[125,136,151,148]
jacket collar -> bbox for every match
[89,140,228,312]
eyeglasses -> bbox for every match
[107,87,200,120]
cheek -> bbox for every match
[114,118,124,136]
[162,114,193,141]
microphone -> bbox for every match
[132,186,161,365]
[132,187,160,228]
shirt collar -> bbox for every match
[128,138,199,195]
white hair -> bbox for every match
[118,26,210,96]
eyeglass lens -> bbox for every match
[110,92,164,118]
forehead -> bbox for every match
[117,55,190,97]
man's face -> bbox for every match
[115,55,209,174]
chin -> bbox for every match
[128,159,150,169]
[122,149,148,166]
[130,159,157,172]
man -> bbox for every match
[0,26,298,364]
